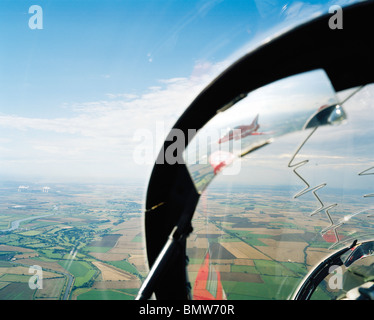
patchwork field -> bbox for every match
[220,241,270,260]
[0,183,145,300]
[92,261,136,281]
[187,185,373,300]
[1,180,371,300]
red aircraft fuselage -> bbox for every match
[218,114,260,144]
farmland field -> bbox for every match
[0,182,145,300]
[1,179,372,300]
[75,288,137,300]
[187,184,374,300]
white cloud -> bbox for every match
[105,93,138,100]
[3,20,369,184]
[0,59,228,182]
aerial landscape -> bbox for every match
[186,184,374,300]
[0,181,146,300]
[0,0,372,303]
[0,177,373,300]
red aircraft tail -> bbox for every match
[251,114,259,127]
[193,251,225,300]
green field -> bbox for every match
[0,183,145,300]
[84,246,112,253]
[0,274,30,283]
[76,289,136,300]
[107,260,139,274]
[58,260,97,287]
[231,265,259,273]
[222,275,301,300]
[0,283,35,300]
[254,260,298,277]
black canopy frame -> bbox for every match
[138,1,374,300]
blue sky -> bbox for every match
[0,0,362,184]
[0,0,261,116]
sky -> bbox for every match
[214,84,374,191]
[0,0,363,185]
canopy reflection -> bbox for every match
[184,69,344,193]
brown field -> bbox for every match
[92,279,141,289]
[92,261,137,281]
[34,277,66,300]
[306,247,331,266]
[210,259,235,264]
[210,243,236,259]
[128,255,148,272]
[229,228,305,236]
[15,258,69,273]
[112,218,142,235]
[108,218,145,259]
[14,252,39,259]
[292,217,329,230]
[46,217,84,223]
[0,245,34,253]
[220,242,270,260]
[110,243,143,251]
[0,265,64,280]
[233,259,255,266]
[193,238,209,248]
[187,247,207,260]
[212,264,231,272]
[258,238,308,248]
[0,266,33,275]
[187,234,209,251]
[89,252,129,261]
[187,265,201,272]
[220,272,263,283]
[195,226,224,234]
[255,239,308,263]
